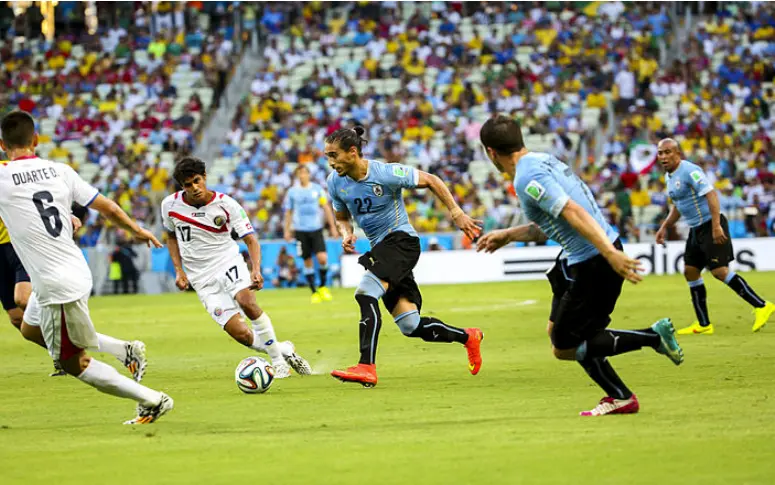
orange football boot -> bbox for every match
[331,363,378,387]
[464,328,484,375]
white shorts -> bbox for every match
[23,291,41,327]
[34,295,98,360]
[195,256,252,327]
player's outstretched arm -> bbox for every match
[560,200,643,284]
[656,204,681,246]
[242,233,264,290]
[335,209,356,253]
[416,171,482,241]
[705,190,728,244]
[89,195,162,248]
[476,223,547,253]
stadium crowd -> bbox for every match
[1,1,774,252]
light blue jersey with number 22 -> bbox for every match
[514,152,619,265]
[327,160,419,247]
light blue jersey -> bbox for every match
[327,160,419,247]
[514,152,619,265]
[665,160,713,228]
[283,183,326,232]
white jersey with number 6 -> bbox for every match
[0,157,98,305]
[161,191,255,289]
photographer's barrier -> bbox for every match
[340,238,775,288]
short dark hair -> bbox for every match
[173,156,206,185]
[480,115,525,155]
[1,110,36,150]
[325,126,367,156]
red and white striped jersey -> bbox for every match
[161,191,255,288]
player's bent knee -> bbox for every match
[354,271,386,299]
[61,351,90,376]
[317,252,328,265]
[394,310,420,336]
[711,267,729,281]
[14,282,31,310]
[6,308,23,330]
[552,346,576,361]
[683,266,701,281]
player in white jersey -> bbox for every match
[0,111,172,424]
[20,206,149,381]
[161,157,311,378]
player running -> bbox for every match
[477,115,683,416]
[655,138,774,334]
[162,156,311,378]
[0,110,172,424]
[283,164,338,303]
[20,204,149,380]
[325,126,483,388]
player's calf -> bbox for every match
[224,315,254,346]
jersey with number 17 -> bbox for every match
[161,191,255,288]
[0,156,98,305]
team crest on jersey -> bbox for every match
[525,180,546,201]
[372,185,384,197]
[214,308,223,317]
[213,215,226,227]
[675,180,681,189]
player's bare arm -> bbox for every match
[476,223,548,253]
[89,195,162,248]
[705,190,728,245]
[656,205,682,246]
[560,200,643,284]
[415,171,482,241]
[322,201,339,237]
[335,208,356,253]
[165,230,189,290]
[242,233,264,291]
[283,209,294,242]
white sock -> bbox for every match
[97,333,128,363]
[77,358,160,407]
[251,312,283,363]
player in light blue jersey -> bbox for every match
[655,138,774,334]
[324,126,484,387]
[283,164,338,303]
[477,115,683,417]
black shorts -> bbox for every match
[684,215,734,270]
[295,230,326,260]
[546,240,625,350]
[358,231,422,313]
[0,243,30,311]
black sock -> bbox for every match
[689,279,711,326]
[578,357,633,400]
[319,266,328,287]
[409,316,468,344]
[355,295,382,365]
[725,272,766,308]
[305,272,317,293]
[579,328,660,359]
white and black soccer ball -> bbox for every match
[235,356,274,394]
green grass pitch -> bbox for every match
[1,273,774,484]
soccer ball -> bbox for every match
[235,356,274,394]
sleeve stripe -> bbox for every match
[549,194,570,219]
[84,191,99,207]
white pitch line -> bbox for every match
[447,299,538,313]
